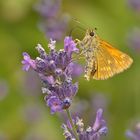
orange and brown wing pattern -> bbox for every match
[92,40,133,80]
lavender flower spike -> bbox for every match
[35,0,69,41]
[62,108,108,140]
[22,37,79,114]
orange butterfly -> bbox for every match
[76,29,133,80]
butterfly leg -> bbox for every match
[74,39,81,44]
[72,39,86,61]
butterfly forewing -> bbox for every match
[92,39,133,80]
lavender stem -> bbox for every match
[66,109,79,140]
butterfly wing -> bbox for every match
[92,40,133,80]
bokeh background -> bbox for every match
[0,0,140,140]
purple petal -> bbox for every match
[93,108,104,131]
[22,52,36,71]
[98,126,108,135]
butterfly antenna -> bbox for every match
[69,25,86,36]
[72,18,89,29]
[72,17,98,31]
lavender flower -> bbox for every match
[35,0,69,41]
[22,35,108,140]
[126,122,140,140]
[22,37,79,114]
[62,109,108,140]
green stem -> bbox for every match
[66,109,79,140]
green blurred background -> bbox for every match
[0,0,140,140]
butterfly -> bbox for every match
[76,29,133,80]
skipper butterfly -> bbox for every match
[76,29,133,80]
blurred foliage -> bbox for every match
[0,0,140,140]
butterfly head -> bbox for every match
[86,29,97,38]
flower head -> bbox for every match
[22,37,79,114]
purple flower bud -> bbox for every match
[62,97,71,109]
[48,60,56,70]
[55,68,63,75]
[35,57,46,72]
[47,96,62,114]
[36,44,46,58]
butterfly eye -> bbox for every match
[89,32,94,37]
